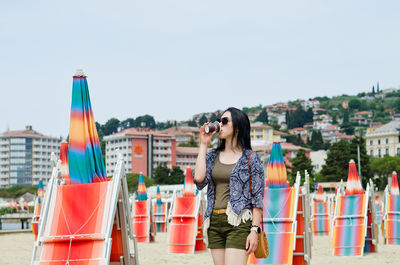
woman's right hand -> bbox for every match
[199,123,216,146]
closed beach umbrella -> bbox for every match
[68,70,107,184]
[345,159,363,195]
[156,186,162,205]
[137,174,147,201]
[183,168,196,197]
[59,142,70,185]
[266,142,288,188]
[37,179,44,198]
[315,185,324,202]
[391,171,399,195]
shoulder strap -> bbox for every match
[248,151,253,198]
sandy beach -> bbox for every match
[0,231,398,265]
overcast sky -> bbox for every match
[1,0,400,138]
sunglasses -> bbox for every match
[217,117,229,125]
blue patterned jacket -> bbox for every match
[193,149,265,220]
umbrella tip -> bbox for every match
[74,69,85,76]
[349,159,355,163]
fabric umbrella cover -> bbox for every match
[345,159,364,195]
[183,168,196,197]
[60,142,71,185]
[137,174,147,201]
[315,185,324,202]
[37,180,45,198]
[266,142,288,188]
[68,70,107,184]
[156,186,162,205]
[391,171,399,195]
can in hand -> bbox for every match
[205,121,221,134]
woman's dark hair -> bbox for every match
[216,107,252,151]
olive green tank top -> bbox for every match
[212,153,236,210]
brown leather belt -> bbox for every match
[212,209,226,214]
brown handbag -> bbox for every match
[248,151,269,259]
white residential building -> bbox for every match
[310,150,327,173]
[366,116,400,158]
[301,100,320,109]
[0,126,61,188]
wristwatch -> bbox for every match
[250,225,261,234]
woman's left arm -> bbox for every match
[246,207,262,255]
[246,152,265,255]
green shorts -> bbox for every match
[207,212,252,250]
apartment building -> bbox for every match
[159,126,200,146]
[366,116,400,158]
[104,128,176,177]
[0,125,61,188]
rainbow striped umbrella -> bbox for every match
[60,142,71,185]
[183,168,196,197]
[345,159,363,195]
[391,171,399,195]
[137,174,147,201]
[266,142,288,188]
[315,185,324,202]
[68,70,106,184]
[37,180,44,198]
[156,186,162,205]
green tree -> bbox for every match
[370,156,400,190]
[199,114,208,125]
[289,149,314,186]
[169,166,185,184]
[135,115,156,129]
[126,173,154,193]
[188,119,197,127]
[0,185,38,198]
[305,108,314,123]
[255,109,269,124]
[120,118,135,129]
[332,115,338,124]
[320,140,351,182]
[348,99,361,110]
[349,137,371,185]
[153,164,185,185]
[285,110,290,128]
[310,130,324,150]
[102,118,120,135]
[210,113,218,122]
[153,164,171,185]
[288,106,308,129]
[320,138,371,185]
[340,109,354,135]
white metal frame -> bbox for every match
[31,153,138,265]
[262,173,301,253]
[331,184,370,256]
[167,194,201,254]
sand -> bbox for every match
[0,231,398,265]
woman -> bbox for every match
[194,107,265,265]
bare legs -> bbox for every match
[211,248,248,265]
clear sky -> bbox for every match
[1,0,400,138]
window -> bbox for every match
[386,138,389,144]
[370,150,373,156]
[397,148,400,155]
[378,139,381,145]
[370,140,373,146]
[378,149,381,158]
[385,148,389,156]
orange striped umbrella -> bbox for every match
[391,171,399,195]
[345,159,363,195]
